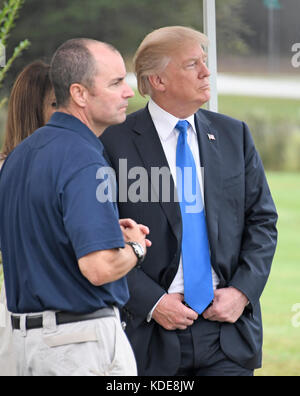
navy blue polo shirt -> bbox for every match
[0,112,129,314]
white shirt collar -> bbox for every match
[148,98,197,142]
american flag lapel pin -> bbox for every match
[207,133,216,141]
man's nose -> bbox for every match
[198,62,211,79]
[124,82,135,98]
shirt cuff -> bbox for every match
[146,294,167,323]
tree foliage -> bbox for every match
[6,0,251,73]
[216,0,253,55]
[4,0,297,89]
[0,0,29,106]
[244,0,299,55]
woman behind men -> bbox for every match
[0,60,56,164]
[0,60,56,376]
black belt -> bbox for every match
[11,307,115,331]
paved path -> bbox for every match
[216,73,300,99]
[126,73,300,99]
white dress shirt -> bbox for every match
[147,99,220,319]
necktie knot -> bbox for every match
[176,120,189,136]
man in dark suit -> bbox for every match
[100,26,278,376]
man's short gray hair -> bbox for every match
[50,38,99,108]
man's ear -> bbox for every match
[69,83,88,107]
[148,74,166,93]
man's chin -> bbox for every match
[196,93,211,108]
[112,113,127,126]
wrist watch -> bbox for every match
[126,241,145,265]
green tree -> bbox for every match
[0,0,29,272]
[0,0,30,107]
[216,0,253,55]
[7,0,251,72]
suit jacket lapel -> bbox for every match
[194,110,222,276]
[129,107,222,278]
[131,107,182,242]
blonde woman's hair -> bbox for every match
[134,26,209,97]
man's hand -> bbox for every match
[203,287,249,324]
[152,293,198,331]
[119,218,152,249]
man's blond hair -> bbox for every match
[134,26,209,97]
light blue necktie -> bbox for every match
[176,120,214,314]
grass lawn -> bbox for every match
[127,92,300,124]
[256,172,300,376]
[218,95,300,124]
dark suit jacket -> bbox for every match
[100,106,278,375]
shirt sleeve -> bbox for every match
[147,294,167,322]
[61,163,125,259]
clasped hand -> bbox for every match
[153,288,249,331]
[119,218,152,249]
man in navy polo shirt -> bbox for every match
[0,39,149,376]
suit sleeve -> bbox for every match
[228,122,278,309]
[100,134,168,325]
[125,267,167,323]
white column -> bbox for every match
[203,0,218,112]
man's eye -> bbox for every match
[112,80,122,86]
[186,62,196,68]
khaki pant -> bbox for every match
[12,307,137,376]
[0,283,17,376]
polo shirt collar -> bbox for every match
[48,112,104,152]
